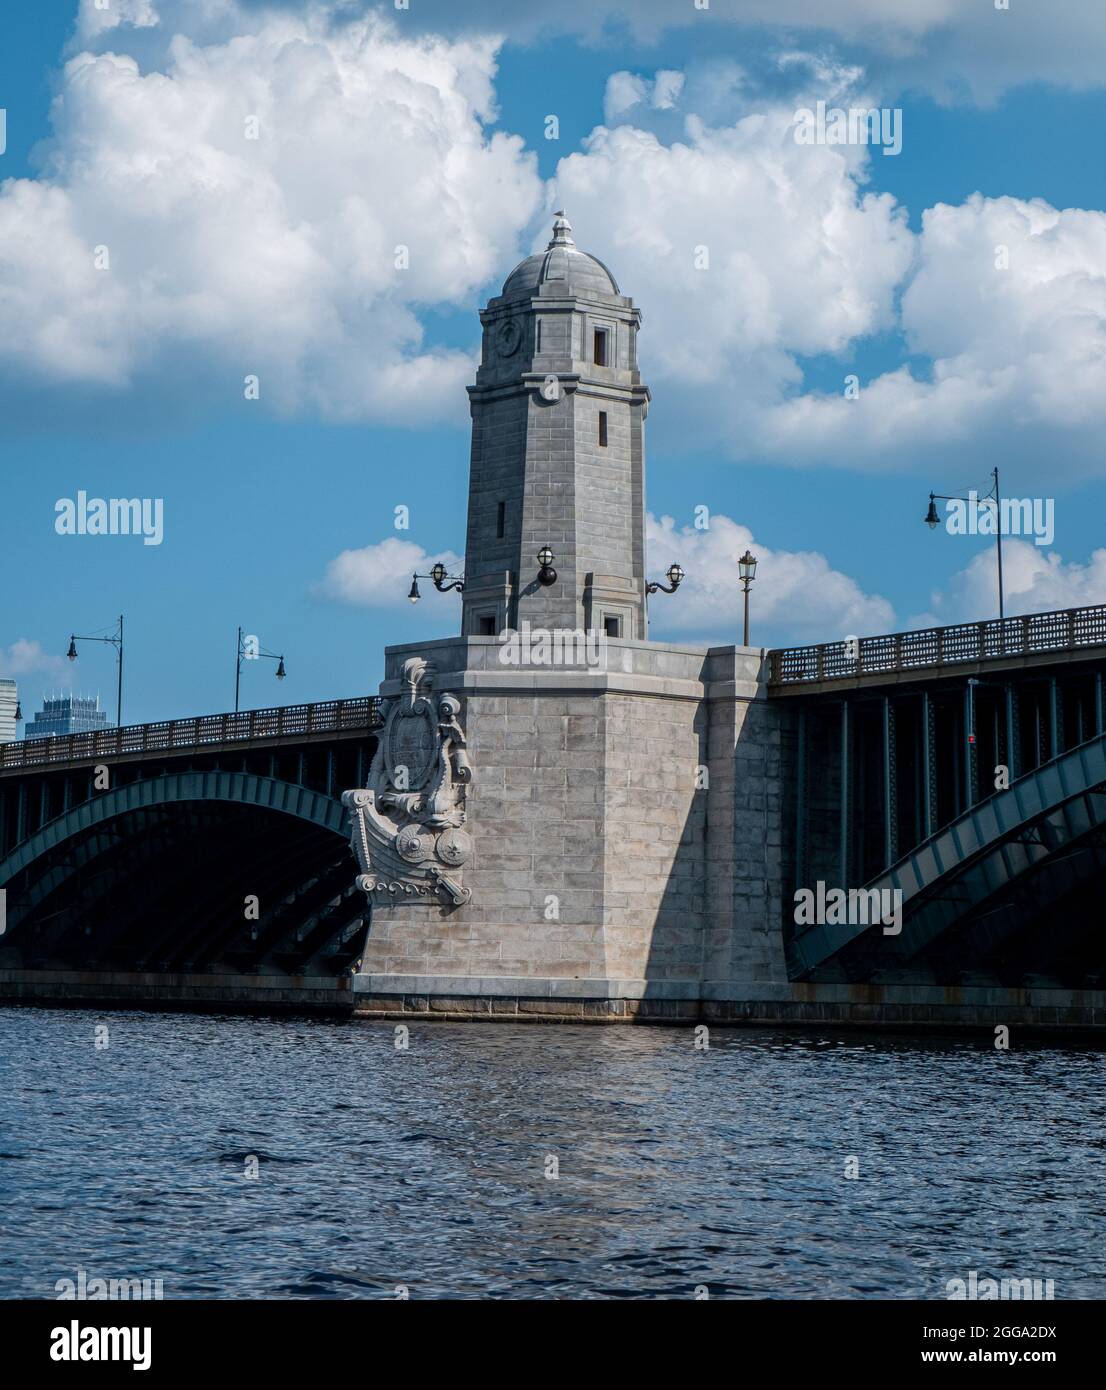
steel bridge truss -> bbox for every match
[789,732,1106,986]
[0,770,369,978]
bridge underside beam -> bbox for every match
[788,733,1106,987]
[0,777,367,979]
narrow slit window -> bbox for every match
[593,328,608,366]
[603,614,621,638]
[478,615,497,636]
[496,500,505,538]
[536,320,542,352]
[598,411,608,447]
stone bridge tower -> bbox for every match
[461,212,650,640]
[346,215,785,1023]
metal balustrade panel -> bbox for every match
[0,697,382,770]
[769,602,1106,689]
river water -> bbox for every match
[2,1008,1103,1300]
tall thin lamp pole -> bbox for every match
[925,472,1005,620]
[116,614,124,727]
[66,615,124,727]
[235,626,286,712]
[993,466,1005,621]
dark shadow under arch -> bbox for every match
[0,772,365,976]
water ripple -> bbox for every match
[1,1008,1103,1299]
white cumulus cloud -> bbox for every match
[550,104,913,452]
[9,6,1104,496]
[913,540,1106,630]
[646,512,895,647]
[0,639,71,685]
[76,0,160,44]
[762,194,1106,480]
[316,536,463,610]
[357,0,1106,104]
[2,6,542,422]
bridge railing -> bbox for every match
[0,697,382,771]
[769,603,1106,687]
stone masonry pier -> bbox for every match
[352,634,789,1021]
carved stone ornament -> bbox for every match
[342,658,473,906]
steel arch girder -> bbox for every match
[788,732,1106,979]
[0,771,348,890]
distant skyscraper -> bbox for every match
[0,679,16,743]
[24,694,109,740]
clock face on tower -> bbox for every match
[496,317,521,357]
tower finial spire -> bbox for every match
[548,210,575,248]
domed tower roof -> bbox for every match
[501,212,620,299]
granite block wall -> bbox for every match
[357,637,787,1006]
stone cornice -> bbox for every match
[380,637,768,703]
[467,374,650,405]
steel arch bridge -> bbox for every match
[788,731,1106,986]
[0,703,380,988]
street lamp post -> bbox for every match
[67,614,124,726]
[535,548,557,588]
[738,550,758,647]
[646,563,685,597]
[235,626,287,712]
[925,466,1005,620]
[409,562,465,604]
[644,562,686,631]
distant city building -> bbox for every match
[0,679,16,743]
[24,694,109,740]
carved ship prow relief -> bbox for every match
[342,657,473,906]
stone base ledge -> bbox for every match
[354,974,1106,1031]
[701,999,1106,1032]
[701,980,1106,1011]
[354,994,699,1023]
[0,969,354,1014]
[5,968,1100,1030]
[353,973,700,1000]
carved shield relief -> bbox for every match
[385,704,436,791]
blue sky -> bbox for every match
[2,1,1106,726]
